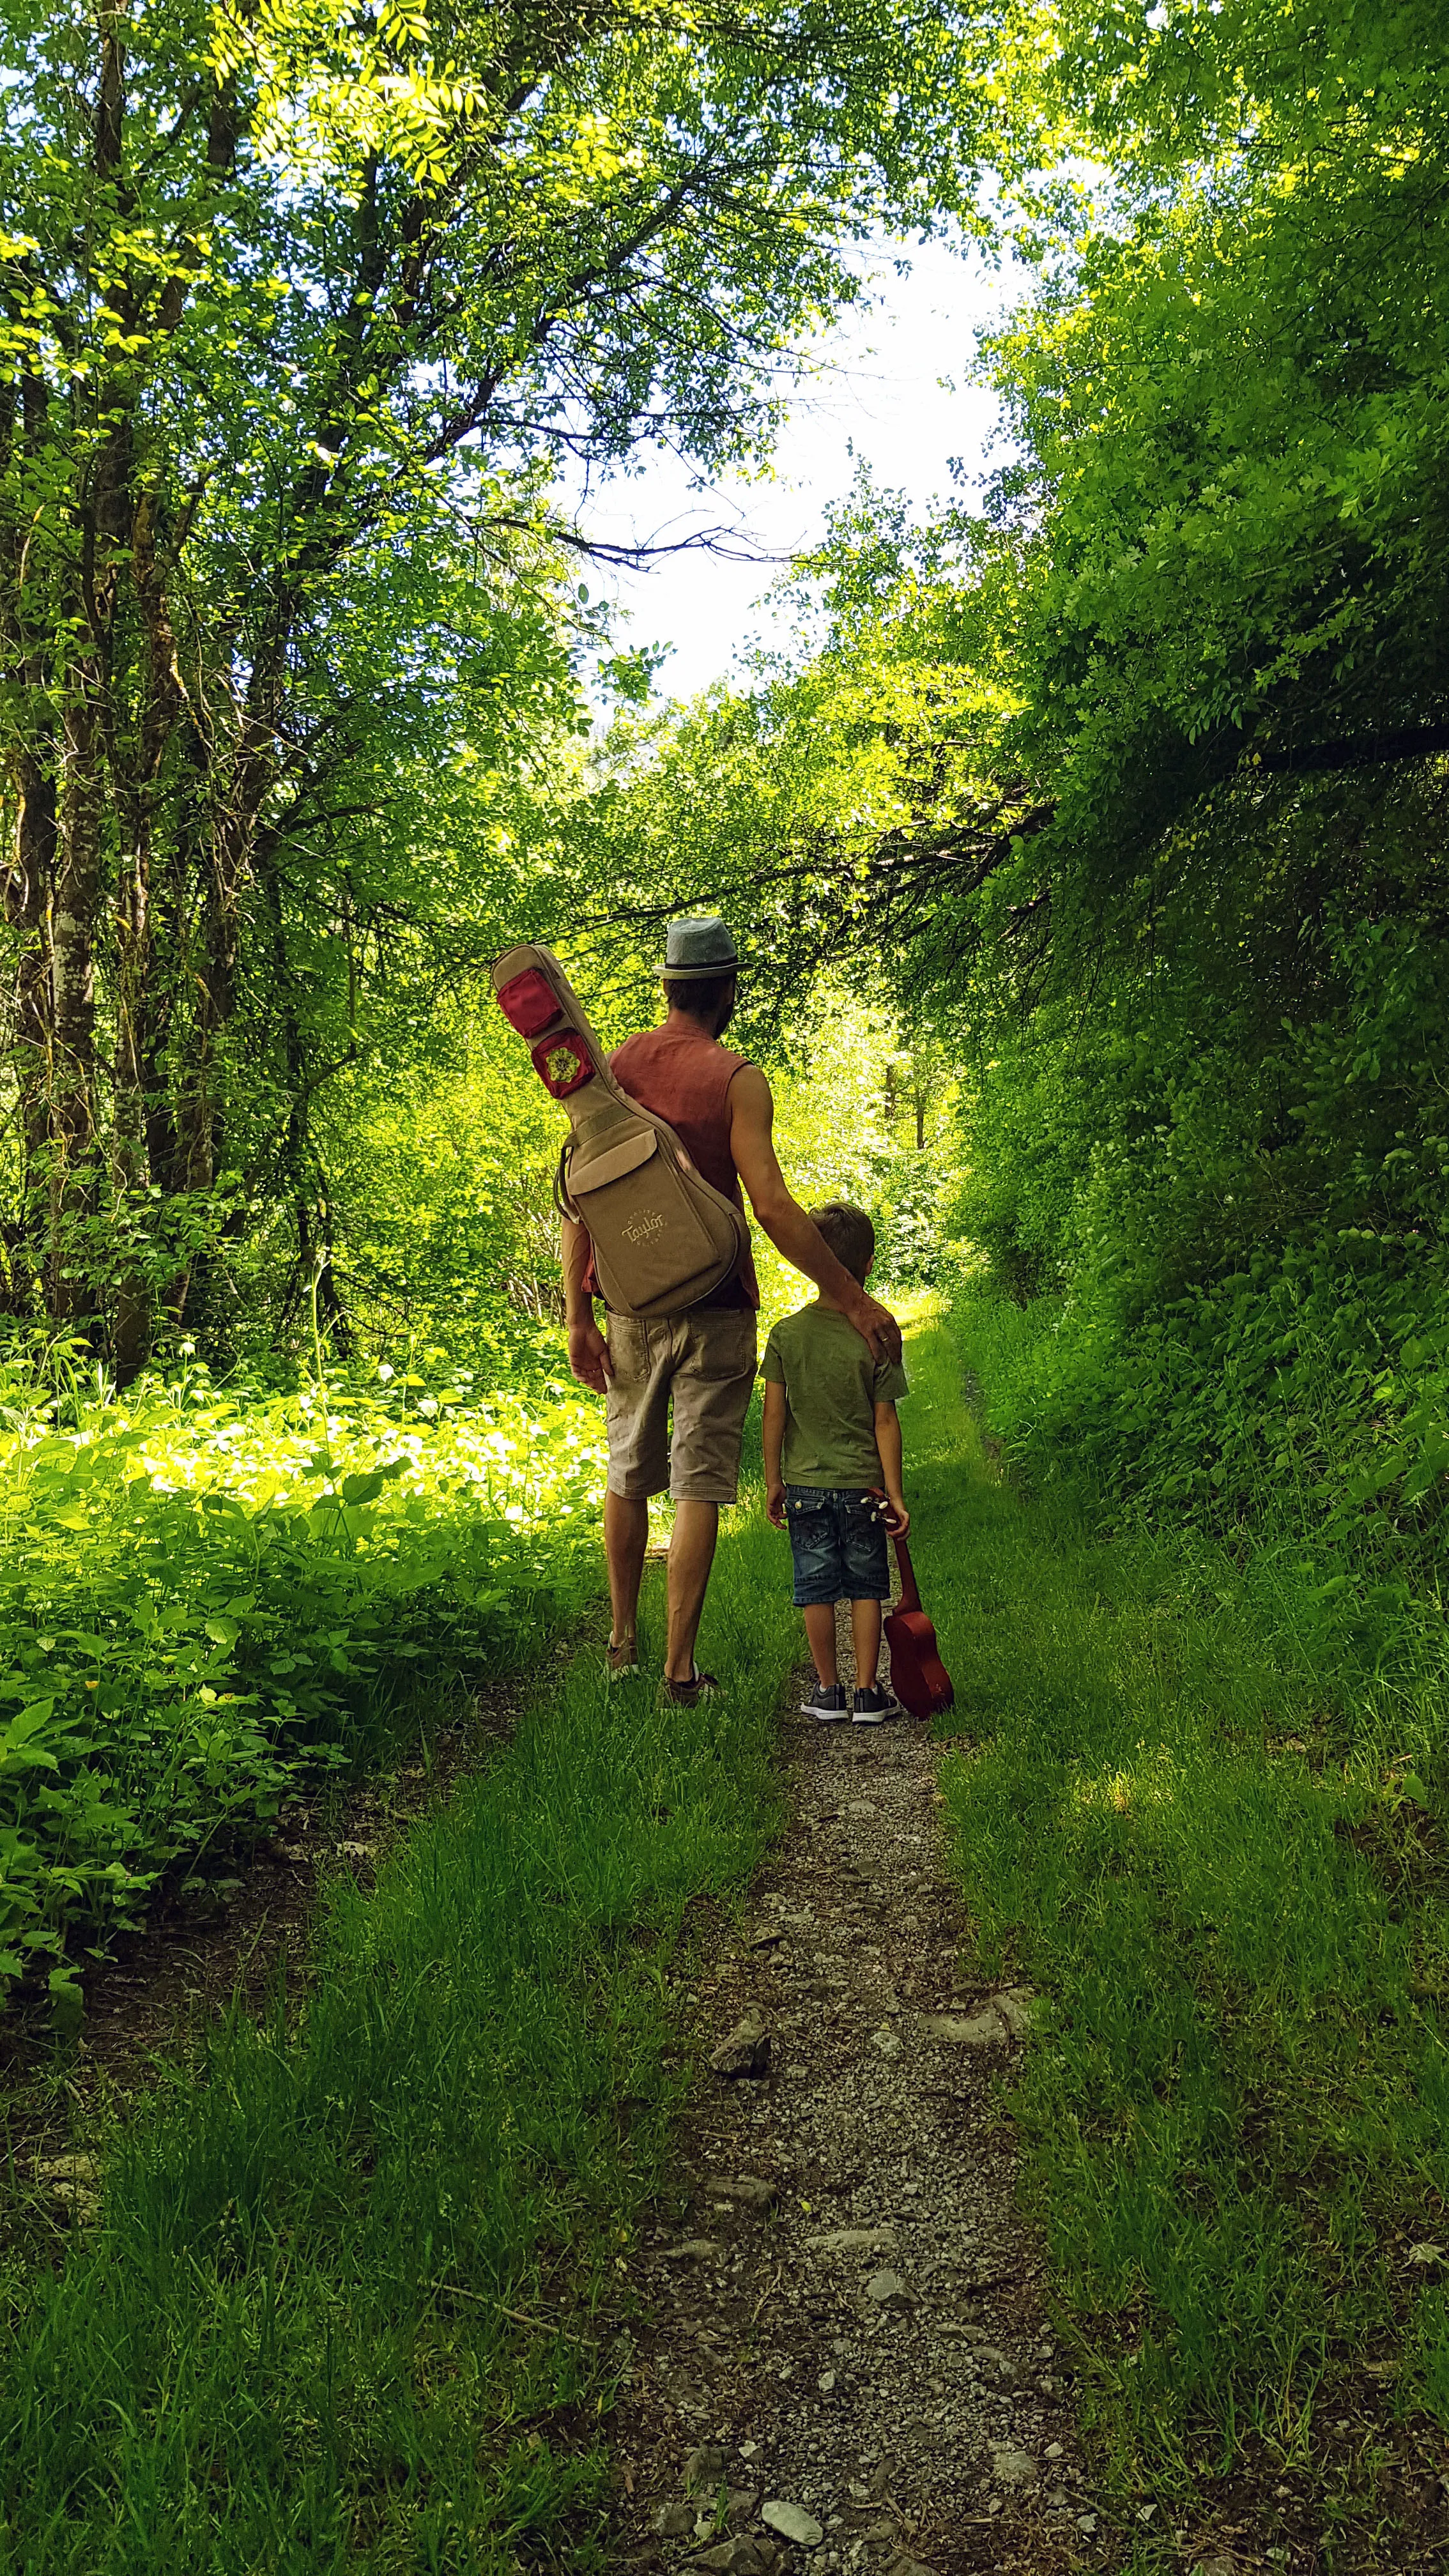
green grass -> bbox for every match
[22,1294,1445,2569]
[907,1305,1449,2564]
[0,1448,799,2573]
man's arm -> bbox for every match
[728,1064,903,1365]
[561,1214,613,1393]
[763,1377,787,1527]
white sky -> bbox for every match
[571,233,1025,703]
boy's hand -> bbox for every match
[882,1493,910,1537]
[766,1480,787,1528]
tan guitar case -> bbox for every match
[491,943,750,1317]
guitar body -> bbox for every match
[885,1602,955,1720]
[870,1496,955,1719]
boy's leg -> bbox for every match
[803,1602,838,1687]
[839,1499,893,1719]
[850,1596,882,1688]
[790,1492,847,1719]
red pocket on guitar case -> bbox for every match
[497,968,561,1038]
[531,1032,595,1098]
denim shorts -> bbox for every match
[785,1485,889,1607]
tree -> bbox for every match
[0,0,995,1366]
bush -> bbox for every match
[949,891,1449,1572]
[0,1347,606,2014]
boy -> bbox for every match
[761,1202,910,1724]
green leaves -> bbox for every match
[0,1364,604,2014]
[0,1703,61,1776]
[0,0,997,1367]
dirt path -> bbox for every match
[611,1614,1104,2576]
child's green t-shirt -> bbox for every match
[760,1303,909,1489]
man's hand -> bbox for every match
[847,1289,903,1368]
[881,1492,910,1538]
[766,1478,787,1529]
[560,1219,611,1392]
[567,1315,614,1395]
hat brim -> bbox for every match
[657,956,741,980]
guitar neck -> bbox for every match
[893,1529,921,1614]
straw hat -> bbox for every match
[657,916,741,980]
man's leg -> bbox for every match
[850,1595,882,1688]
[664,1308,757,1689]
[803,1602,838,1687]
[664,1499,719,1682]
[604,1489,649,1652]
[601,1317,668,1669]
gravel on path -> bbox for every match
[610,1619,1107,2576]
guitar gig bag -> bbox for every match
[491,942,751,1319]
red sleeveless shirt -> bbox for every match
[583,1022,760,1310]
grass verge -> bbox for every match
[0,1453,798,2574]
[907,1304,1449,2571]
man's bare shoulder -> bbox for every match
[726,1059,772,1118]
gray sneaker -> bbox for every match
[851,1685,893,1726]
[800,1681,847,1722]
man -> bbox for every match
[562,915,902,1703]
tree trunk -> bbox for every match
[111,797,153,1373]
[3,750,57,1314]
[49,686,103,1320]
[1,312,58,1317]
[42,6,130,1333]
[112,493,190,1377]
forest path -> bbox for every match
[610,1610,1100,2576]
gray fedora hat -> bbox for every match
[657,915,741,980]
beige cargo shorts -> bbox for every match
[604,1307,758,1503]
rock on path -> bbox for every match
[611,1614,1103,2574]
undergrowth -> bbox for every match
[911,1305,1449,2569]
[950,893,1449,1583]
[0,1446,797,2573]
[0,1344,608,2016]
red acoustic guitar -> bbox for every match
[874,1502,955,1721]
